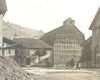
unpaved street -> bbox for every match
[34,72,97,80]
[24,68,99,80]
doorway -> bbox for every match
[26,58,30,65]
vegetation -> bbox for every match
[80,42,92,67]
[34,50,47,57]
[67,59,75,67]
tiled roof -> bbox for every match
[40,18,85,46]
[3,37,16,45]
[0,0,7,14]
[13,38,52,49]
[86,36,92,43]
[81,36,92,46]
[3,44,26,49]
[89,7,100,30]
[1,37,24,49]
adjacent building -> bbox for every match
[2,37,16,57]
[0,0,7,55]
[1,37,53,67]
[12,38,52,67]
[89,7,100,68]
[40,18,85,66]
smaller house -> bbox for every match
[2,37,17,57]
[13,38,53,67]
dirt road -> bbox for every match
[24,68,99,80]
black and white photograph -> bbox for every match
[0,0,100,80]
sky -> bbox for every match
[4,0,100,39]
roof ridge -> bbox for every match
[38,39,52,48]
[13,38,52,49]
[89,7,100,30]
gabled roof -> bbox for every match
[3,44,26,49]
[86,36,92,43]
[81,36,92,46]
[3,37,16,45]
[89,7,100,30]
[63,17,75,24]
[40,18,85,46]
[13,38,52,49]
[1,37,24,49]
[0,0,7,15]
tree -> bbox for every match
[67,59,75,67]
[34,50,47,57]
[80,43,92,67]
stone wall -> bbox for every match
[0,14,3,55]
[0,56,35,80]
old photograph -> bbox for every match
[0,0,100,80]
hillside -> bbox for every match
[3,21,44,39]
[0,56,34,80]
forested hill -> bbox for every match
[3,21,44,39]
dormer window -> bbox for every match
[69,20,73,24]
[63,17,75,26]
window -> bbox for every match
[8,49,11,54]
[26,58,30,65]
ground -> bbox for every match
[0,56,34,80]
[23,67,100,80]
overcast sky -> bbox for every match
[4,0,100,39]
